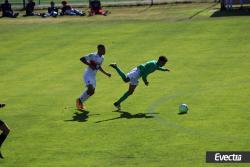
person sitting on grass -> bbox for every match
[89,0,109,16]
[0,103,10,159]
[60,1,85,16]
[41,1,59,18]
[239,0,244,10]
[0,0,19,18]
[225,0,244,10]
[24,0,40,16]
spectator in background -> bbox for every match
[41,1,58,17]
[239,0,244,10]
[225,0,232,10]
[0,0,19,18]
[60,1,85,16]
[89,0,109,16]
[225,0,244,10]
[24,0,40,16]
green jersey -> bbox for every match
[137,60,168,83]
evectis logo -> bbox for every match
[206,151,250,163]
[215,153,242,162]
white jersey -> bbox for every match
[82,52,104,88]
[84,52,104,76]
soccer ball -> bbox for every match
[179,104,188,114]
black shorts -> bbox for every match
[0,119,4,126]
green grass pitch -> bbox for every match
[0,3,250,167]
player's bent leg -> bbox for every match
[128,84,136,94]
[0,121,10,159]
[0,121,10,136]
[124,77,130,83]
[114,84,137,110]
[87,85,95,96]
[109,63,128,82]
[78,84,95,110]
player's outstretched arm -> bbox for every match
[157,67,170,72]
[99,66,111,78]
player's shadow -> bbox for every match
[178,112,188,115]
[65,109,99,122]
[95,110,158,123]
[211,7,250,17]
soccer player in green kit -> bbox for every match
[110,56,170,110]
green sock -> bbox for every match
[116,91,131,105]
[114,66,127,81]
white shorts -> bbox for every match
[84,70,96,88]
[127,68,141,85]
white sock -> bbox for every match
[80,91,90,103]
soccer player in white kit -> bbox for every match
[76,44,111,110]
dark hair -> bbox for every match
[51,1,55,5]
[61,1,67,4]
[97,44,105,49]
[158,55,168,62]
